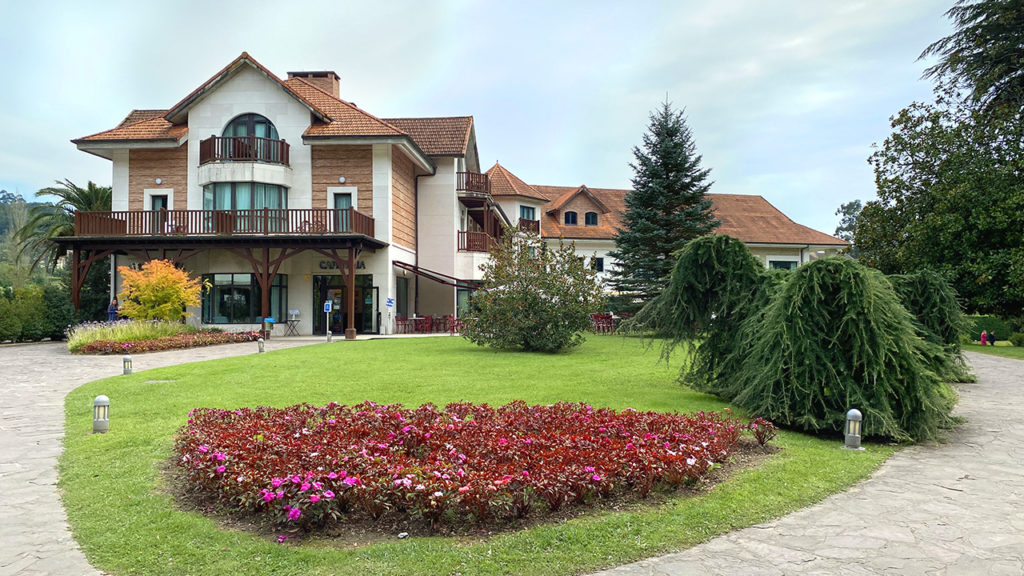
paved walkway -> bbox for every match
[593,352,1024,576]
[2,346,1021,575]
[0,336,324,576]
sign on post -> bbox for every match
[323,300,333,313]
[385,297,394,310]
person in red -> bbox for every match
[980,330,988,346]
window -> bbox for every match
[592,257,604,272]
[585,212,598,226]
[520,206,535,220]
[769,260,798,270]
[203,183,288,211]
[564,211,578,225]
[223,113,279,140]
[201,273,287,324]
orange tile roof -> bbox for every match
[285,77,406,137]
[486,163,548,201]
[74,110,187,143]
[531,184,847,246]
[546,185,610,214]
[382,116,473,156]
[533,184,628,240]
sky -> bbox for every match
[0,0,954,235]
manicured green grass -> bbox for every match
[61,335,892,576]
[964,343,1024,360]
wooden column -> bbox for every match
[71,247,81,311]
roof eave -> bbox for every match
[302,134,436,173]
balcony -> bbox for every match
[457,231,494,252]
[457,171,490,195]
[74,208,374,237]
[199,136,290,166]
[518,218,540,234]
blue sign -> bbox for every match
[323,301,332,313]
[385,297,395,309]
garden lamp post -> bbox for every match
[122,354,132,375]
[93,395,109,434]
[258,337,265,353]
[843,408,863,450]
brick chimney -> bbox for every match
[287,70,340,98]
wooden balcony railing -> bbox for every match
[199,135,290,166]
[74,208,374,237]
[518,218,540,234]
[456,171,490,194]
[457,231,494,253]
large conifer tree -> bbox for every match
[609,101,719,311]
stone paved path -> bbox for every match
[592,351,1024,576]
[0,337,323,576]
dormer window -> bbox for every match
[564,211,578,225]
[585,212,598,226]
[223,113,279,139]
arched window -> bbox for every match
[223,113,279,140]
[564,211,578,225]
[585,212,598,226]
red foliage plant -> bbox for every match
[78,330,260,354]
[176,401,742,530]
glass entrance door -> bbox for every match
[151,195,168,234]
[312,275,376,334]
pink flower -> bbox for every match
[522,470,530,477]
[327,472,338,479]
[198,445,209,453]
[287,507,302,521]
[262,491,276,502]
[458,485,471,493]
[290,475,301,483]
[592,474,602,482]
[271,477,283,487]
[312,482,322,490]
[342,476,360,486]
[276,491,284,499]
[300,483,311,492]
[216,465,226,473]
[323,490,335,499]
[585,466,595,472]
[310,494,321,503]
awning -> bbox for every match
[393,261,481,291]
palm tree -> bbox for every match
[15,179,111,271]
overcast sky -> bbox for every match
[0,0,953,235]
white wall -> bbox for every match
[111,150,130,211]
[546,238,618,286]
[186,65,313,210]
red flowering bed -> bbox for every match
[79,330,261,354]
[176,401,745,530]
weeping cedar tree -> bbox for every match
[889,270,972,382]
[729,258,958,442]
[609,101,718,313]
[623,235,770,391]
[461,231,605,353]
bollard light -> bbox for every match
[93,395,110,434]
[122,354,132,375]
[327,330,332,343]
[843,408,864,450]
[258,337,265,353]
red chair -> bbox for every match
[395,316,413,334]
[415,316,433,334]
[590,313,615,334]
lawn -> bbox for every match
[61,335,892,576]
[964,343,1024,361]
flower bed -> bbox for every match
[77,329,261,354]
[176,401,746,531]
